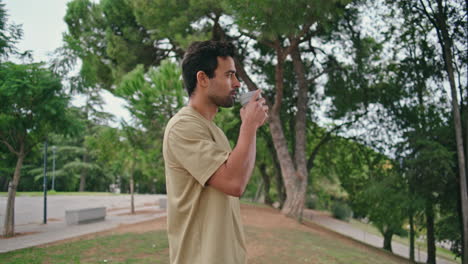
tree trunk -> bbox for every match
[457,186,465,264]
[383,228,394,252]
[290,46,309,186]
[258,162,273,205]
[80,95,91,193]
[3,144,25,237]
[465,104,468,264]
[269,113,306,218]
[434,2,468,261]
[263,129,286,207]
[409,207,416,262]
[268,47,308,221]
[425,200,436,264]
[130,161,136,214]
[79,152,88,192]
[130,177,135,214]
[446,30,468,264]
[231,36,290,209]
[284,46,311,222]
[253,177,264,203]
[275,172,286,207]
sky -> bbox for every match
[3,0,131,126]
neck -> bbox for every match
[188,94,218,121]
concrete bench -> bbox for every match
[65,207,106,225]
[159,197,167,209]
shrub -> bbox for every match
[395,227,409,238]
[306,195,317,209]
[332,202,353,222]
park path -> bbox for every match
[0,194,167,253]
[304,209,459,264]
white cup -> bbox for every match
[239,90,262,106]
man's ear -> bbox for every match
[196,71,208,88]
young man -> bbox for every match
[162,41,268,264]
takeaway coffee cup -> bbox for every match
[239,90,262,107]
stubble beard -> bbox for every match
[210,94,235,108]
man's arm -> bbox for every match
[207,90,268,197]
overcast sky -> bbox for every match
[4,0,68,62]
[4,0,130,126]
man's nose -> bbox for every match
[233,75,241,89]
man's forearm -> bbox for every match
[227,122,257,189]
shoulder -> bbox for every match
[165,107,210,140]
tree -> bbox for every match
[76,86,114,192]
[391,0,468,262]
[63,0,395,223]
[63,0,172,91]
[0,0,22,60]
[24,106,114,193]
[325,0,465,261]
[114,60,185,211]
[0,62,76,237]
[329,137,408,252]
[227,0,354,221]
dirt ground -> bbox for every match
[40,204,408,263]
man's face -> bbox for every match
[207,56,240,108]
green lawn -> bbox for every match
[0,231,169,264]
[350,219,461,264]
[1,226,407,264]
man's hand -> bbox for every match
[208,90,268,197]
[240,89,269,129]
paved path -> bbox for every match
[304,210,459,264]
[0,194,167,253]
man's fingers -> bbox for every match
[250,89,262,103]
[257,98,266,106]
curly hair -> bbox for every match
[181,41,236,97]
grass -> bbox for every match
[0,192,125,197]
[0,231,169,264]
[0,200,454,264]
[349,219,461,264]
[0,224,407,264]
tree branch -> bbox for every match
[306,113,367,171]
[239,30,276,49]
[417,0,445,50]
[296,23,314,44]
[1,140,19,156]
[272,41,286,115]
[234,57,259,92]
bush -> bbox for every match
[332,202,353,222]
[306,195,317,209]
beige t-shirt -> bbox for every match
[163,106,247,264]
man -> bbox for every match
[162,40,268,264]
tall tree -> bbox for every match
[391,1,468,262]
[62,0,372,221]
[326,0,464,261]
[115,60,185,210]
[0,62,76,237]
[227,0,353,221]
[63,0,174,91]
[331,138,408,252]
[0,0,22,60]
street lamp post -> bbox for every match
[43,139,48,224]
[52,146,56,191]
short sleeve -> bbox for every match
[166,118,230,186]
